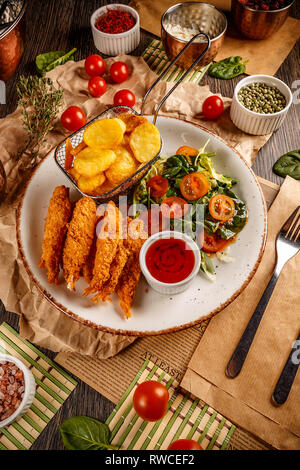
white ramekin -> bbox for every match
[90,4,140,56]
[230,75,292,135]
[0,354,36,428]
[139,231,201,295]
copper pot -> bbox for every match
[231,0,294,40]
[161,2,227,69]
[0,0,26,82]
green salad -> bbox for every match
[132,141,248,281]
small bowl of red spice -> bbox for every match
[91,4,140,56]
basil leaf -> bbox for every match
[59,416,118,450]
[273,150,300,180]
[209,56,249,80]
[36,48,77,75]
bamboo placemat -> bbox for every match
[106,359,236,450]
[0,322,77,450]
[142,39,211,84]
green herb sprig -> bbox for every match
[60,416,119,450]
[15,75,64,171]
[209,56,249,80]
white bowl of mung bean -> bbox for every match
[230,75,292,135]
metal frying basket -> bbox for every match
[54,33,210,203]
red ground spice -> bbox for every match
[95,8,136,34]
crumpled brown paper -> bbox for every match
[0,55,270,359]
[181,176,300,450]
[129,0,300,76]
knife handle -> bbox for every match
[226,271,278,378]
[272,333,300,406]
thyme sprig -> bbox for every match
[15,75,64,170]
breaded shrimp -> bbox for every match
[63,197,97,290]
[82,234,97,284]
[116,217,147,319]
[84,201,122,301]
[39,186,72,285]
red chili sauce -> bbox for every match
[145,238,195,284]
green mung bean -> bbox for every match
[238,82,286,114]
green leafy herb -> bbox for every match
[273,150,300,180]
[36,48,77,75]
[209,56,249,80]
[59,416,119,450]
[15,75,64,171]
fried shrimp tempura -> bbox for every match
[84,201,122,301]
[63,197,97,290]
[116,217,147,319]
[39,186,72,285]
[82,234,97,284]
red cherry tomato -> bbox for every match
[168,439,204,450]
[146,175,169,198]
[88,76,107,97]
[202,95,224,120]
[161,196,189,219]
[209,194,235,222]
[110,61,129,84]
[84,54,106,77]
[114,89,135,107]
[133,381,169,422]
[61,106,86,132]
[199,229,231,253]
[180,172,210,201]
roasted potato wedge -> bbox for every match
[94,178,116,195]
[119,113,148,134]
[77,172,105,194]
[129,122,161,163]
[83,118,124,149]
[68,167,81,182]
[74,148,116,177]
[105,145,137,186]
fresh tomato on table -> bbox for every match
[133,381,169,422]
[168,439,204,450]
[199,229,232,253]
[61,106,86,132]
[161,196,189,219]
[113,89,135,107]
[88,76,107,97]
[146,175,169,198]
[110,61,129,83]
[180,172,210,201]
[202,95,224,120]
[209,194,235,222]
[84,54,106,77]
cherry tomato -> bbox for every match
[84,54,106,77]
[176,146,198,157]
[168,439,204,450]
[61,106,86,132]
[110,61,129,83]
[161,196,189,219]
[114,89,135,107]
[199,229,231,253]
[146,175,169,198]
[180,173,210,201]
[209,194,235,222]
[139,208,167,236]
[88,76,107,98]
[133,381,169,422]
[202,95,224,120]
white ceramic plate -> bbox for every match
[17,116,267,336]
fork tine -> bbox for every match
[291,221,300,242]
[281,206,300,236]
[287,211,300,240]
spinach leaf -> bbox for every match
[273,150,300,180]
[60,416,118,450]
[209,56,249,80]
[36,48,77,75]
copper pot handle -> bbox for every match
[140,32,211,124]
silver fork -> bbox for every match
[226,206,300,378]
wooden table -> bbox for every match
[0,0,299,450]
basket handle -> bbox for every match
[140,32,211,124]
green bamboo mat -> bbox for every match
[106,359,236,450]
[142,39,211,84]
[0,322,77,450]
